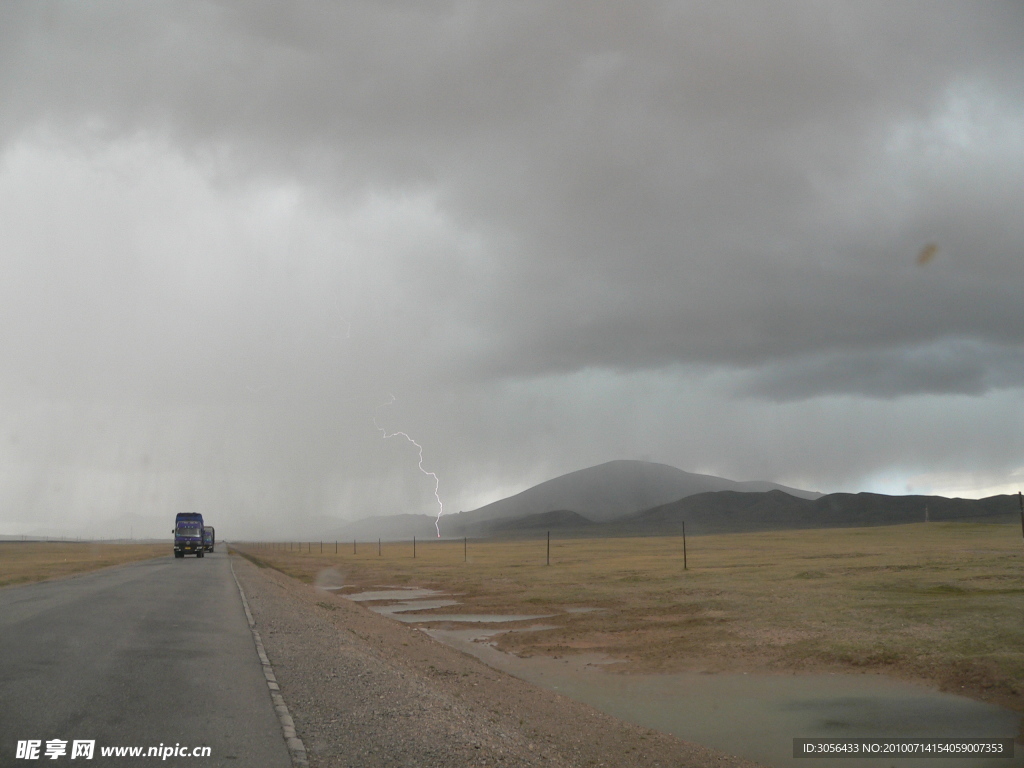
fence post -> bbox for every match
[546,531,550,566]
[464,536,467,563]
[378,538,381,556]
[682,520,688,571]
[413,536,416,559]
[1018,491,1023,545]
[353,539,357,555]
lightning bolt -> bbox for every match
[374,395,444,537]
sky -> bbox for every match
[1,1,1022,538]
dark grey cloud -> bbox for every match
[742,340,1024,401]
[0,2,1022,534]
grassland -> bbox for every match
[0,541,168,588]
[231,522,1024,716]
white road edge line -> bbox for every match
[229,555,309,768]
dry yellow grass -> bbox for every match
[232,522,1024,716]
[0,541,168,588]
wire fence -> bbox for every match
[230,526,691,568]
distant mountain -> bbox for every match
[326,488,1018,542]
[460,460,821,524]
[490,509,596,534]
[327,460,823,540]
[621,490,1021,535]
[326,462,1020,542]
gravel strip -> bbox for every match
[230,558,309,766]
[232,554,764,768]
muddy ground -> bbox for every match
[232,553,765,768]
[231,524,1024,732]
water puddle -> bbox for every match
[371,602,552,624]
[343,587,555,625]
[383,612,554,624]
[426,627,1022,768]
[347,588,446,602]
[370,599,460,615]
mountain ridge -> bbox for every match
[619,489,1020,535]
[323,459,1018,541]
[461,459,821,524]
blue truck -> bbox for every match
[203,526,215,553]
[173,513,205,558]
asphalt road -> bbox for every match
[0,551,292,767]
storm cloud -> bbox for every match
[1,2,1022,536]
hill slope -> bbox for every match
[325,489,1018,541]
[490,509,596,534]
[461,460,820,524]
[624,490,1020,535]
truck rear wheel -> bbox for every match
[197,550,204,558]
[175,551,184,558]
